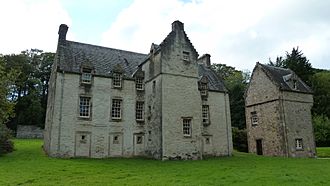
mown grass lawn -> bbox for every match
[1,140,330,186]
[316,147,330,158]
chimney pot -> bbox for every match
[58,24,68,41]
[172,20,184,31]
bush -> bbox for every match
[232,127,248,152]
[313,115,330,147]
[0,124,14,155]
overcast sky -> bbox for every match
[1,0,329,71]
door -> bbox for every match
[75,132,91,157]
[133,134,145,156]
[109,133,123,157]
[256,139,263,155]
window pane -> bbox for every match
[202,105,209,124]
[112,99,122,119]
[136,78,144,90]
[113,73,122,88]
[79,97,90,117]
[136,101,144,120]
[183,119,191,136]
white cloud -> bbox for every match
[101,0,330,70]
[0,0,72,54]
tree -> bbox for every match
[3,50,54,130]
[313,115,330,147]
[269,47,314,85]
[0,55,17,155]
[311,71,330,118]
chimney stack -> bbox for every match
[58,24,68,41]
[172,20,184,31]
[198,54,211,67]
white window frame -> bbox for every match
[79,96,91,118]
[81,69,92,84]
[200,82,208,96]
[113,73,122,88]
[202,105,210,125]
[251,111,258,126]
[135,77,144,90]
[111,99,122,120]
[136,101,144,121]
[183,118,192,137]
[295,138,303,150]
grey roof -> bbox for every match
[198,64,227,92]
[57,40,148,78]
[259,63,312,94]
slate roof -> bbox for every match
[258,63,312,94]
[56,40,148,78]
[198,64,227,92]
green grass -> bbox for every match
[317,147,330,158]
[1,140,330,186]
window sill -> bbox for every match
[136,119,145,123]
[111,118,122,122]
[296,148,304,151]
[183,135,192,138]
[78,116,92,121]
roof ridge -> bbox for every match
[66,40,147,56]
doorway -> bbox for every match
[256,139,263,155]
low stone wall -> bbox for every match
[16,125,44,139]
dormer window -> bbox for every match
[113,73,122,88]
[200,82,208,97]
[183,51,190,62]
[135,77,144,90]
[81,68,92,84]
[293,79,297,90]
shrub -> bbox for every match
[313,115,330,147]
[0,124,14,155]
[232,127,248,152]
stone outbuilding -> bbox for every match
[245,62,316,157]
[43,20,233,159]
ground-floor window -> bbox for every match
[295,138,303,150]
[183,118,192,137]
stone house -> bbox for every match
[245,62,315,157]
[43,20,233,160]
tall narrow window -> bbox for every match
[251,111,258,126]
[202,105,210,125]
[136,77,144,90]
[200,82,208,96]
[79,96,91,118]
[81,68,92,84]
[111,99,122,120]
[113,73,122,88]
[295,139,303,150]
[136,101,144,121]
[152,81,156,94]
[183,118,192,137]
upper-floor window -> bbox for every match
[202,105,210,125]
[183,51,190,61]
[113,73,122,88]
[79,96,91,118]
[251,111,258,126]
[295,138,303,150]
[135,77,144,90]
[136,101,144,121]
[293,79,297,90]
[200,82,208,96]
[81,68,92,84]
[111,99,122,120]
[183,118,192,137]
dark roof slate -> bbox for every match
[259,63,312,94]
[198,64,227,92]
[57,40,148,78]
